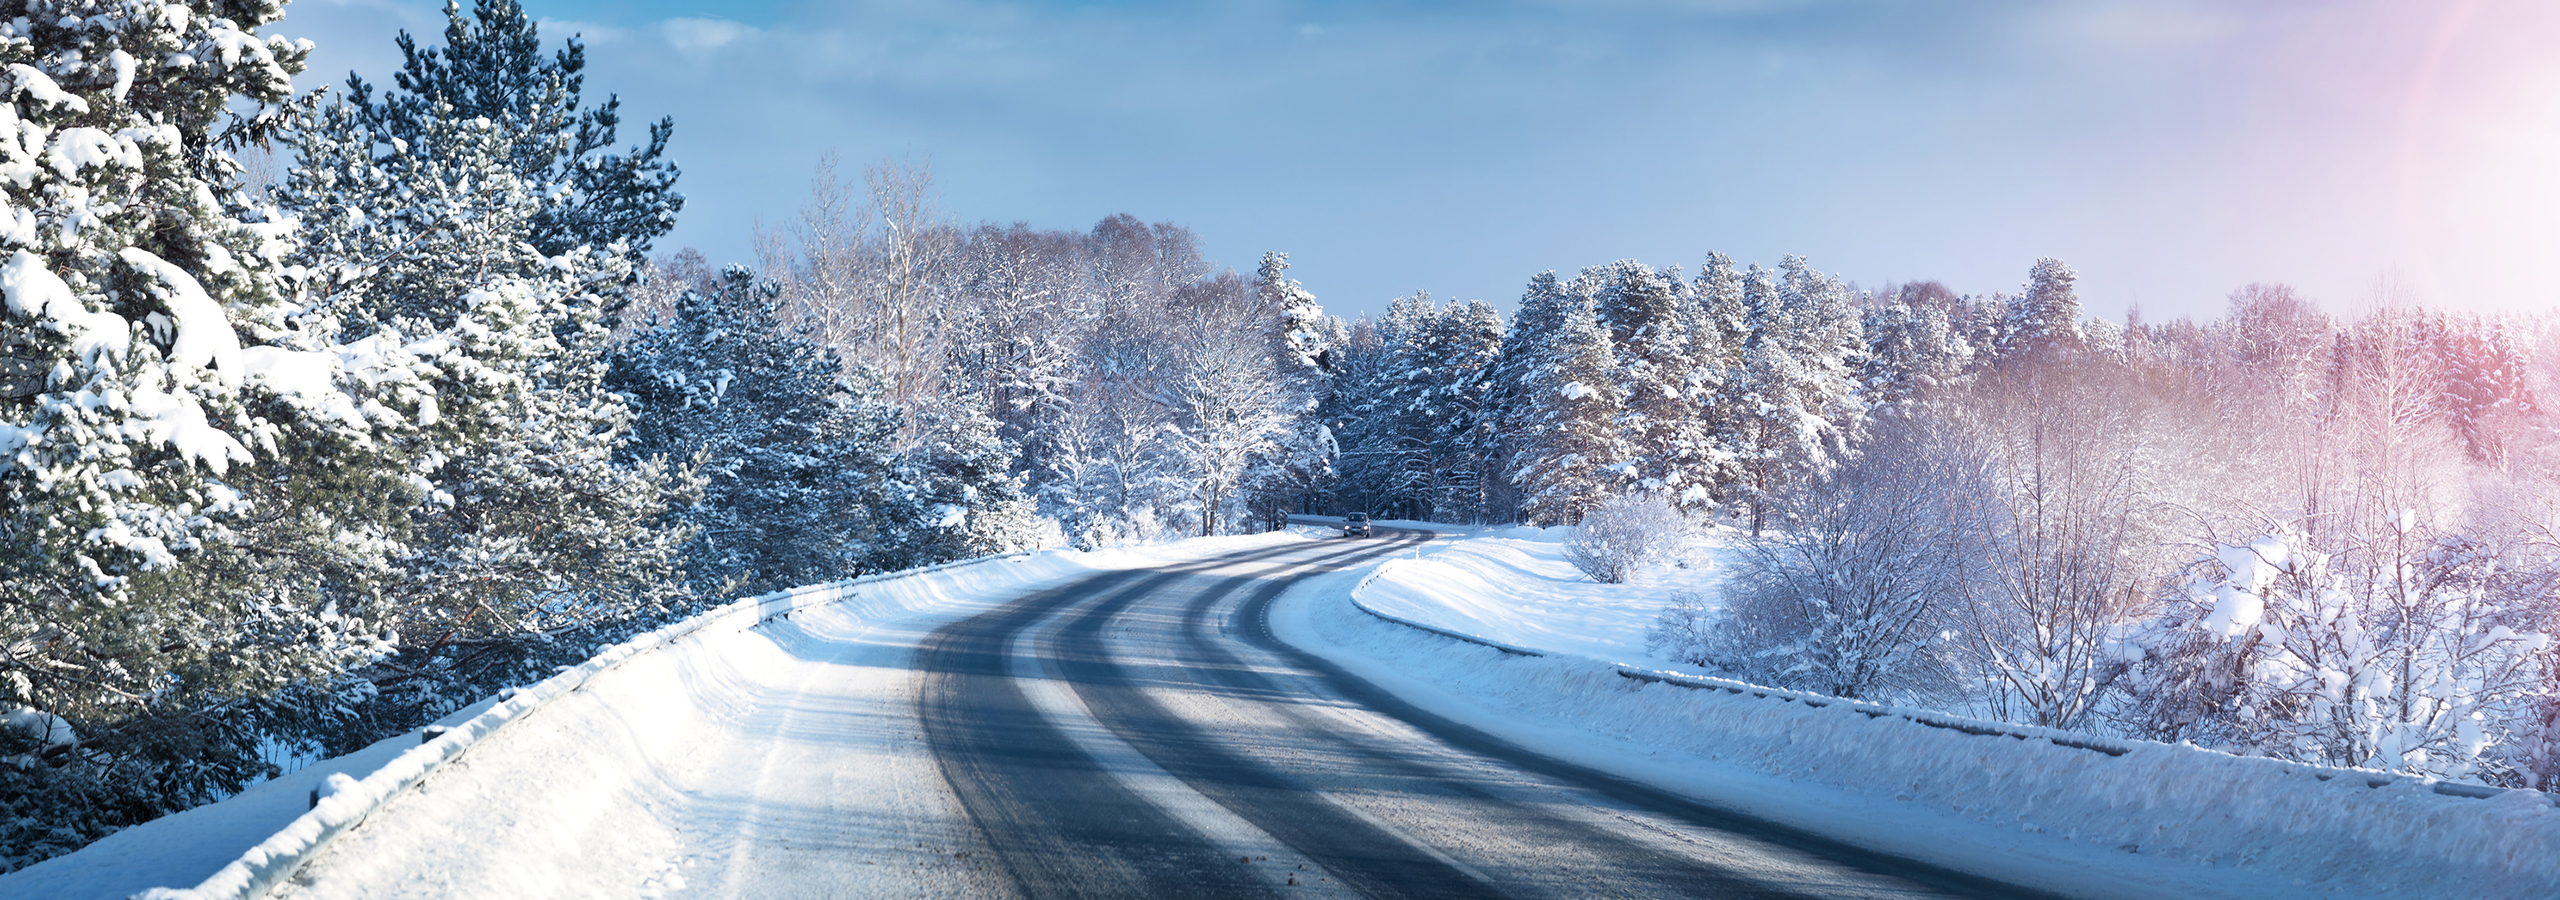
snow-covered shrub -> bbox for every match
[1644,590,1719,666]
[1666,415,1965,703]
[1932,353,2227,730]
[1563,494,1689,584]
[1019,515,1071,552]
[2111,524,2553,782]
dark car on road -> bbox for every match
[1343,512,1372,537]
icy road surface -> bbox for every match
[914,527,2053,899]
[268,528,2049,899]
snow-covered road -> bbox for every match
[230,526,2046,899]
[917,525,2033,899]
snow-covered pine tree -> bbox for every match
[1505,276,1624,525]
[0,0,438,866]
[1724,257,1864,533]
[1999,257,2083,361]
[1485,271,1565,522]
[1421,298,1505,522]
[1781,254,1867,419]
[1331,293,1438,518]
[1241,250,1337,525]
[1707,262,1792,526]
[1327,293,1504,523]
[1243,413,1338,528]
[2431,312,2537,467]
[1590,259,1716,507]
[882,399,1043,565]
[1690,252,1752,370]
[1259,250,1330,375]
[366,0,679,259]
[1859,297,1970,411]
[364,255,690,695]
[1321,317,1400,515]
[2,0,293,707]
[276,28,692,743]
[1678,253,1751,507]
[609,267,874,597]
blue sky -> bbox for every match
[277,1,2560,322]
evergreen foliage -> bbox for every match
[1326,293,1504,522]
[1590,260,1719,507]
[0,0,413,867]
[2000,256,2082,359]
[2,0,318,712]
[887,401,1044,565]
[363,0,679,259]
[609,267,872,597]
[282,44,693,635]
[1260,250,1330,375]
[1506,278,1624,525]
[263,0,696,805]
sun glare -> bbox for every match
[2393,0,2560,313]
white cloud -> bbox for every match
[659,17,755,62]
[538,18,633,45]
[2012,0,2243,60]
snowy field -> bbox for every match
[1,534,1307,900]
[1277,527,2560,900]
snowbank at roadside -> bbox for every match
[1278,530,2560,900]
[1346,526,1736,664]
[6,532,1307,900]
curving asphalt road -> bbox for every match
[915,526,2065,900]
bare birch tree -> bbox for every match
[759,155,964,437]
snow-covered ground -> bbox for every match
[1346,522,1731,664]
[1274,527,2560,900]
[2,534,1306,900]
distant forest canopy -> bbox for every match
[5,0,2560,875]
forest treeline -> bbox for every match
[5,0,2557,873]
